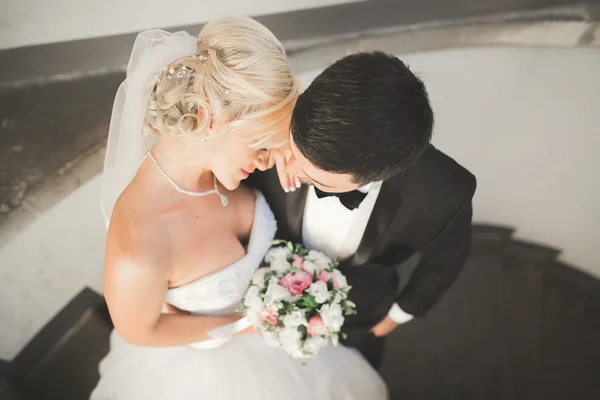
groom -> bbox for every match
[248,51,476,368]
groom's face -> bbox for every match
[287,134,362,193]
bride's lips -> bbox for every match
[240,168,252,179]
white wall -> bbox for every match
[0,0,361,50]
[414,47,599,275]
[300,47,600,275]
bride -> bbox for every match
[91,17,388,399]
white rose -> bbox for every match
[279,326,302,349]
[303,336,328,355]
[251,268,270,289]
[285,343,307,359]
[264,278,292,308]
[282,310,307,328]
[265,246,291,263]
[269,259,291,276]
[289,295,302,303]
[332,269,348,289]
[332,291,343,304]
[302,260,325,275]
[244,285,263,311]
[247,312,261,327]
[307,281,330,304]
[319,303,345,332]
[261,331,281,348]
[305,250,332,264]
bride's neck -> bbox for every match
[149,137,214,192]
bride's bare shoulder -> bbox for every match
[105,186,171,276]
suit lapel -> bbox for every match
[348,173,406,266]
[283,185,308,243]
[258,169,307,243]
[257,168,406,263]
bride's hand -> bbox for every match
[237,324,259,335]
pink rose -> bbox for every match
[307,316,329,337]
[292,255,304,269]
[258,308,279,329]
[318,270,339,289]
[280,270,312,295]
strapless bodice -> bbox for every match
[164,192,276,348]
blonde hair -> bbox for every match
[143,17,299,149]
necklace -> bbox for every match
[145,152,228,206]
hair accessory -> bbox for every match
[145,56,231,96]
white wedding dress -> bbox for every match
[90,192,388,399]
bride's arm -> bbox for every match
[103,252,242,347]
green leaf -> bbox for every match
[299,294,318,311]
[326,279,334,291]
[237,299,248,313]
[264,271,273,281]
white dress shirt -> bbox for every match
[302,183,413,325]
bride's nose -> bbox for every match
[254,150,271,171]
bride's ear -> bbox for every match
[205,112,228,137]
[199,103,220,137]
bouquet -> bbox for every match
[239,240,356,359]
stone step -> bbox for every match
[5,288,112,400]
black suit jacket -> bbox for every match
[247,145,476,346]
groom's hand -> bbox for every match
[370,315,399,337]
[270,146,302,193]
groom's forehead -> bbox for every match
[289,133,319,172]
[289,133,356,191]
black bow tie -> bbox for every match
[314,187,367,210]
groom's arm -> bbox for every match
[369,178,475,337]
[350,199,473,342]
[395,198,473,317]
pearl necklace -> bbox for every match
[145,152,228,207]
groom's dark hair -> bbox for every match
[291,51,434,185]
